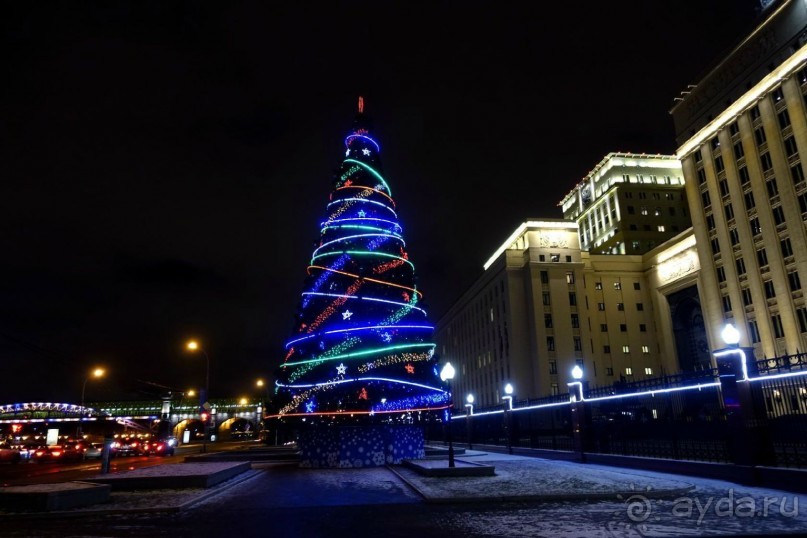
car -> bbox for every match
[31,445,68,463]
[76,441,104,460]
[0,443,22,464]
[142,437,176,457]
[113,437,146,457]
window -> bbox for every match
[658,225,666,232]
[636,303,644,311]
[711,136,720,149]
[757,248,768,267]
[641,206,649,216]
[620,324,627,332]
[773,205,786,225]
[600,324,608,332]
[701,191,711,207]
[614,282,621,290]
[542,292,551,306]
[597,302,605,311]
[551,384,559,396]
[730,122,740,136]
[773,87,784,102]
[723,295,732,313]
[750,217,762,235]
[799,307,807,333]
[739,166,750,185]
[788,270,801,292]
[714,155,725,173]
[755,127,767,146]
[742,288,753,306]
[772,314,785,338]
[645,367,653,376]
[736,257,747,276]
[574,337,582,351]
[639,323,647,332]
[669,207,676,216]
[539,254,545,262]
[792,163,805,185]
[550,253,560,262]
[623,346,631,355]
[540,271,549,284]
[730,228,740,246]
[617,303,624,311]
[641,345,650,354]
[706,214,716,230]
[565,255,572,262]
[785,136,799,157]
[544,314,553,328]
[568,292,576,306]
[717,266,726,283]
[776,109,790,129]
[603,345,611,354]
[801,192,807,214]
[764,279,775,299]
[627,205,635,215]
[733,141,745,159]
[749,320,761,343]
[744,191,755,211]
[633,282,640,290]
[766,177,779,197]
[781,237,794,258]
[566,272,575,284]
[571,314,579,328]
[761,152,773,171]
[697,168,707,185]
[751,106,761,120]
[547,337,555,352]
[719,178,730,197]
[695,149,703,162]
[724,203,735,221]
[594,281,602,290]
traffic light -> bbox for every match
[200,412,209,423]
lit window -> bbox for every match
[566,272,575,284]
[625,367,633,375]
[641,345,649,354]
[644,367,653,375]
[658,225,666,232]
[622,345,630,354]
[614,282,621,290]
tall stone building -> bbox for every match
[436,0,807,405]
[672,0,807,359]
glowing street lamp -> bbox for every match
[502,383,514,454]
[440,362,456,468]
[465,394,475,450]
[79,367,105,437]
[186,340,211,452]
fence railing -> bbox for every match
[428,351,807,469]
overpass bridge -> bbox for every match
[0,397,265,442]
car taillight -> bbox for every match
[51,450,62,457]
[156,445,163,451]
[35,449,45,457]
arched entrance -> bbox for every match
[668,286,712,371]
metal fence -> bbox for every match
[428,352,807,469]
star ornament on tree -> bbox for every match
[405,363,415,374]
[336,363,347,375]
[362,148,371,156]
[345,148,350,156]
[342,309,353,320]
[357,210,366,218]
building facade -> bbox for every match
[558,153,688,255]
[673,0,807,360]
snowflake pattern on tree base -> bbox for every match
[298,424,425,468]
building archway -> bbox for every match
[668,286,711,372]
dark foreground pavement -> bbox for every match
[3,450,807,537]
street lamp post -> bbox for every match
[440,362,456,468]
[256,379,268,440]
[502,383,514,454]
[79,368,105,438]
[567,365,588,462]
[186,340,211,453]
[465,394,474,450]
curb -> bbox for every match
[0,469,265,520]
[386,465,696,505]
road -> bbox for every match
[0,440,245,486]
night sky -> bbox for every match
[2,1,763,403]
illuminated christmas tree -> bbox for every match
[272,98,449,467]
